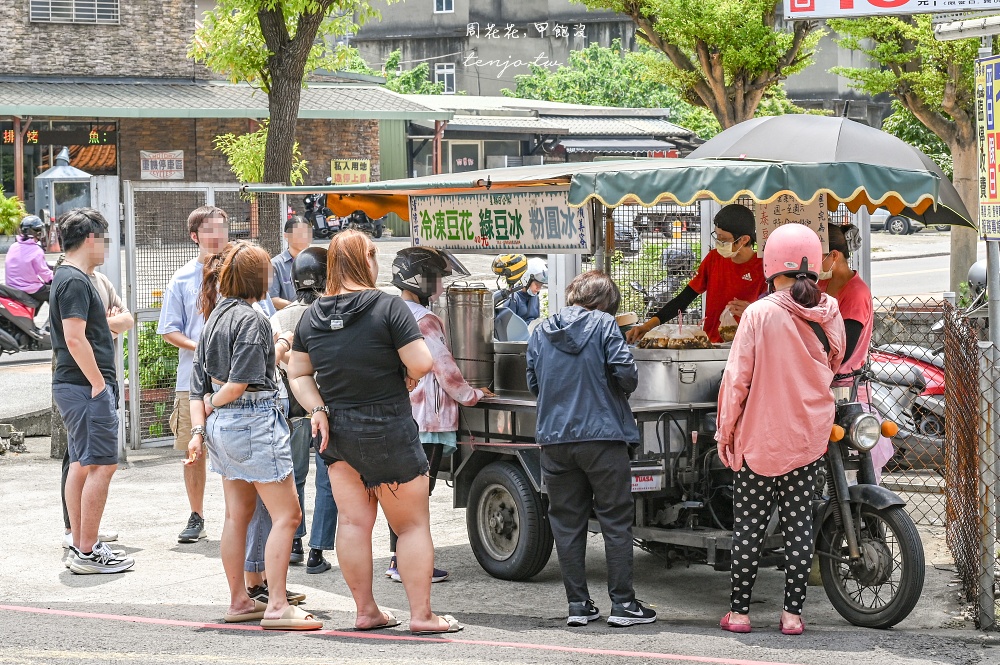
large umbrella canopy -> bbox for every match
[246,158,944,223]
[687,115,974,229]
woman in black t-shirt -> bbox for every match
[287,230,462,635]
[187,241,322,631]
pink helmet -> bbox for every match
[762,224,822,282]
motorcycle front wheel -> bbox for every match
[818,505,924,629]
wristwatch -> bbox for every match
[310,405,329,417]
[191,425,207,437]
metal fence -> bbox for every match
[123,182,285,448]
[941,303,996,628]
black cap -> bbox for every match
[713,204,756,242]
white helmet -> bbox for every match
[525,257,548,286]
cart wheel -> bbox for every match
[467,461,553,581]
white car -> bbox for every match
[869,209,925,235]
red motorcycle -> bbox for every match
[0,285,51,355]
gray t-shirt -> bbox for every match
[191,297,279,400]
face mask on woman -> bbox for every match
[817,253,835,281]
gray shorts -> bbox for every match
[53,382,119,467]
[318,398,428,490]
[206,391,293,484]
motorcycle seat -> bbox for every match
[0,284,40,310]
[869,360,927,391]
[874,344,944,370]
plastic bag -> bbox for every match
[637,323,712,349]
[718,306,739,343]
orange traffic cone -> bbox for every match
[47,222,61,253]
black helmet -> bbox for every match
[20,215,45,241]
[392,247,469,303]
[291,246,328,293]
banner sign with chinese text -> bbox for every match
[755,193,829,254]
[331,159,370,185]
[140,150,184,180]
[977,55,1000,240]
[784,0,1000,19]
[409,190,592,253]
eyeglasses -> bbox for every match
[710,231,736,244]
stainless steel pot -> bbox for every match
[439,284,494,389]
[494,341,530,397]
[630,346,731,403]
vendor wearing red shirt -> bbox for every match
[626,204,766,344]
[818,223,873,383]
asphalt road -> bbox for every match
[0,439,993,665]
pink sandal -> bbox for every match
[720,612,752,633]
[780,617,805,635]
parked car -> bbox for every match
[614,220,641,254]
[870,208,924,235]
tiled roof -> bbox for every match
[0,80,452,120]
[440,115,569,133]
[555,116,691,138]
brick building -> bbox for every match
[0,0,448,216]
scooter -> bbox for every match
[303,191,334,239]
[341,210,384,238]
[0,285,51,354]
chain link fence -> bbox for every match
[941,302,997,628]
[123,182,284,448]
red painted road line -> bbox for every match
[0,604,806,665]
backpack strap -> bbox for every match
[806,320,831,355]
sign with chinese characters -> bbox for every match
[409,190,592,253]
[755,194,829,254]
[461,20,591,78]
[977,55,1000,240]
[783,0,1000,18]
[140,150,184,180]
[331,158,371,185]
[2,129,116,145]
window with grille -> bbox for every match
[30,0,120,24]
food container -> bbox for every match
[630,346,731,403]
[437,284,494,389]
[493,341,531,397]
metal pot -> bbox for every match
[438,284,495,389]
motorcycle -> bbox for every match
[341,209,384,239]
[0,285,51,354]
[303,191,335,239]
[628,247,698,319]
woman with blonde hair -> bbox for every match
[287,230,462,635]
[188,240,321,631]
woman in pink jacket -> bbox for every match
[387,247,494,583]
[716,224,846,636]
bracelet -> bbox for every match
[276,338,291,349]
[191,425,206,437]
[209,393,218,409]
[310,405,329,417]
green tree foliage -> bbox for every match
[341,48,446,95]
[190,1,377,194]
[881,100,953,179]
[214,120,309,186]
[575,0,822,127]
[828,15,979,290]
[502,40,720,137]
[0,192,28,236]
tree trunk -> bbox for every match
[950,140,980,293]
[261,73,302,257]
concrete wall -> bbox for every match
[1,0,197,79]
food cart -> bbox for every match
[246,156,965,629]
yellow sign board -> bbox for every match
[331,159,371,185]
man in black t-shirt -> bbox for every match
[50,208,134,575]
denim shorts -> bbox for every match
[206,391,293,484]
[53,382,119,467]
[319,398,428,490]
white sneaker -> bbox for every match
[69,542,134,575]
[65,544,126,569]
[63,530,119,549]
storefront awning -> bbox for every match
[0,79,452,120]
[560,138,675,154]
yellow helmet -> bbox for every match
[491,253,527,285]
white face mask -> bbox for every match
[818,254,834,281]
[715,238,741,258]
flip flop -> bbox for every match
[223,600,267,623]
[411,614,463,636]
[355,609,401,631]
[260,605,324,631]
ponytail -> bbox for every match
[790,275,821,308]
[199,243,234,319]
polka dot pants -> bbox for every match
[730,460,820,616]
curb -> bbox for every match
[871,251,950,263]
[1,408,51,437]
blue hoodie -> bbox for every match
[527,306,640,446]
